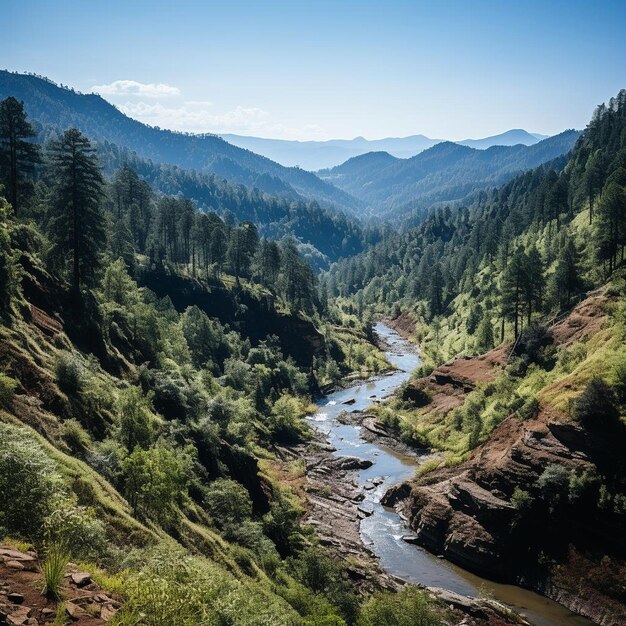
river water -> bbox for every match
[307,322,592,626]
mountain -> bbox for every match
[319,131,580,223]
[457,128,549,149]
[221,130,551,170]
[96,142,372,266]
[325,89,626,623]
[0,71,360,213]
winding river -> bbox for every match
[307,323,592,626]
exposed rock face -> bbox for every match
[384,292,626,625]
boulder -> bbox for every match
[70,572,92,588]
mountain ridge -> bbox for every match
[221,128,552,170]
[0,70,361,214]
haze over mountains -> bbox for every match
[221,129,550,170]
[0,70,579,235]
[319,131,580,223]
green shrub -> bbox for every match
[43,505,106,561]
[117,386,156,451]
[0,373,18,407]
[60,418,92,453]
[537,463,571,505]
[0,423,64,540]
[358,586,443,626]
[55,352,85,395]
[204,478,253,528]
[121,444,192,524]
[573,378,619,429]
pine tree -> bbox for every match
[210,227,227,275]
[48,129,105,301]
[0,97,41,215]
[523,246,545,324]
[501,247,527,338]
[552,236,583,309]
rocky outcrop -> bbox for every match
[384,291,626,625]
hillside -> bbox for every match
[383,285,626,625]
[0,71,361,214]
[319,131,579,223]
[96,142,373,267]
[221,129,549,171]
[327,89,626,624]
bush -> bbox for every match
[0,373,18,407]
[358,586,443,626]
[0,423,64,540]
[537,463,571,505]
[573,378,619,429]
[43,505,106,561]
[117,386,156,451]
[60,418,92,453]
[121,444,192,524]
[204,478,253,528]
[55,352,84,395]
[270,394,310,444]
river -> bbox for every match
[307,322,592,626]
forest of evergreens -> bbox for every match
[1,76,626,626]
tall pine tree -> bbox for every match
[0,97,41,215]
[48,129,106,301]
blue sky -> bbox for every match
[3,0,625,140]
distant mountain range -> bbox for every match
[221,129,550,171]
[318,131,580,223]
[0,71,361,214]
[0,70,578,233]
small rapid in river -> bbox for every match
[307,322,592,626]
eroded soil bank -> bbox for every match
[293,323,595,626]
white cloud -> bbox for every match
[118,100,315,137]
[91,79,181,98]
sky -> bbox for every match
[3,0,626,141]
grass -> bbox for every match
[42,542,70,600]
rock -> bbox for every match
[0,549,36,562]
[357,503,374,517]
[100,603,118,621]
[7,606,31,626]
[335,456,373,470]
[64,602,86,621]
[7,593,24,605]
[342,398,356,405]
[70,572,92,587]
[5,561,24,571]
[401,534,420,544]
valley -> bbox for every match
[0,33,625,626]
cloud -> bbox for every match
[91,80,181,98]
[119,100,279,134]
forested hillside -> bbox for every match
[95,142,375,267]
[320,130,579,224]
[1,98,447,626]
[0,71,362,214]
[326,90,626,624]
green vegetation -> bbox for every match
[41,542,70,600]
[358,587,444,626]
[0,97,445,625]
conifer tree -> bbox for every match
[0,97,41,215]
[48,128,105,301]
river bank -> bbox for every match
[296,323,595,626]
